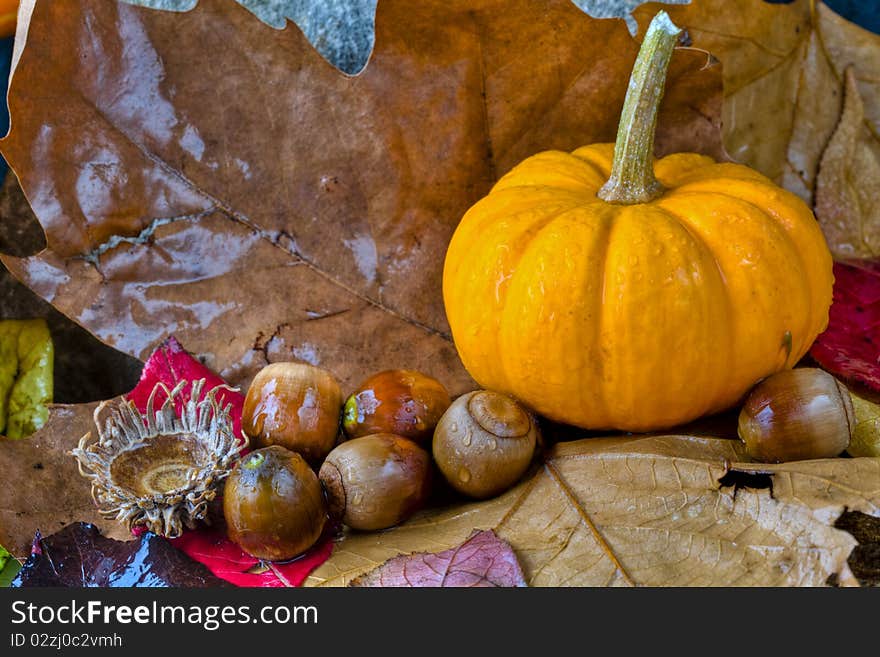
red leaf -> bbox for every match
[810,261,880,391]
[351,529,526,587]
[127,336,333,587]
[128,335,245,441]
[171,526,334,588]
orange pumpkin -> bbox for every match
[442,12,833,432]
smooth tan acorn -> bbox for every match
[342,369,451,445]
[242,362,343,464]
[223,446,327,561]
[319,433,432,531]
[433,390,539,499]
[737,368,853,463]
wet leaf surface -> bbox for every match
[0,0,724,395]
[0,173,143,406]
[0,402,132,558]
[11,522,231,587]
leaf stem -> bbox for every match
[598,11,682,205]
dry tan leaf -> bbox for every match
[817,3,880,163]
[308,435,876,587]
[0,403,133,559]
[0,0,723,394]
[815,68,880,259]
[643,1,880,204]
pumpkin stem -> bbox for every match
[598,11,681,205]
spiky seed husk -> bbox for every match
[71,379,246,538]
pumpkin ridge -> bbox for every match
[651,201,735,414]
[443,189,583,284]
[658,162,768,189]
[570,143,615,180]
[498,203,616,424]
[487,184,605,205]
[670,176,830,320]
[666,190,818,394]
[594,203,627,426]
[491,151,608,197]
[661,186,820,359]
[467,202,592,388]
[600,203,737,427]
[588,204,616,425]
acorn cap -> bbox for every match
[71,379,247,538]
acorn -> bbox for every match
[224,446,327,561]
[342,369,451,445]
[432,390,539,499]
[737,368,853,463]
[242,362,343,464]
[319,434,432,531]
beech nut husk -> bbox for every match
[224,446,327,561]
[433,390,539,499]
[737,368,853,463]
[319,433,432,531]
[342,369,451,445]
[242,362,343,464]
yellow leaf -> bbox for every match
[849,391,880,457]
[0,318,53,439]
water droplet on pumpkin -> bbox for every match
[458,467,471,483]
[487,438,497,450]
[351,493,363,506]
[450,423,458,433]
[462,430,472,447]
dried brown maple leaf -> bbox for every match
[0,403,132,559]
[0,0,722,393]
[309,435,877,587]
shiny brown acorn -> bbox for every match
[737,368,853,463]
[319,433,432,531]
[342,369,451,445]
[224,446,327,561]
[242,362,343,464]
[433,390,539,499]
